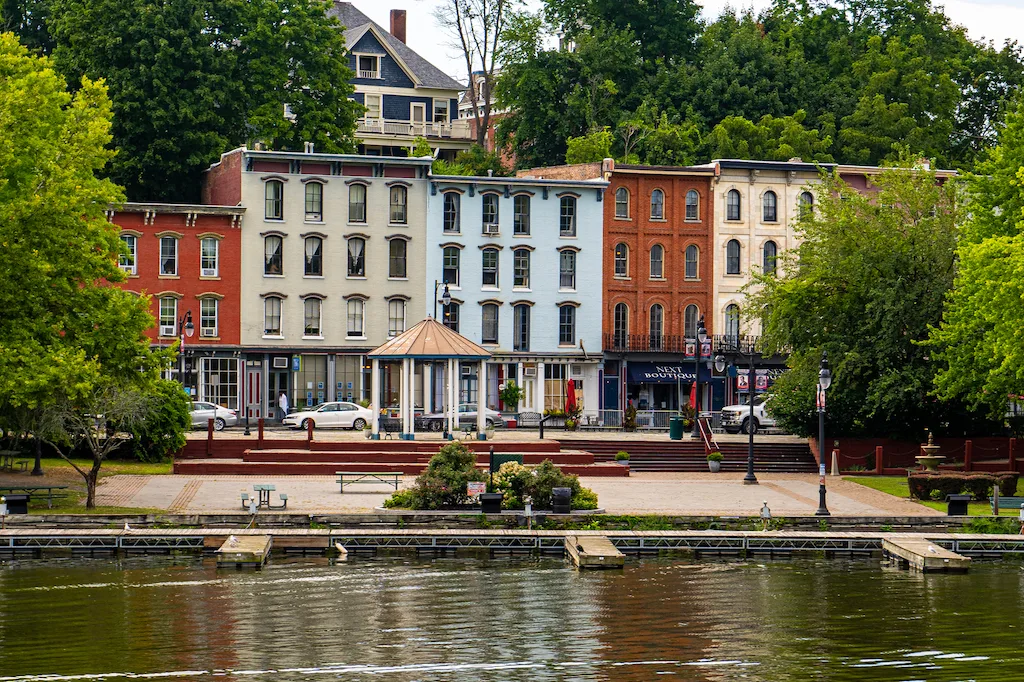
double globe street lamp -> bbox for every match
[715,339,759,485]
[433,280,452,320]
[691,316,708,438]
[816,350,832,516]
[178,310,194,395]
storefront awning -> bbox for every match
[626,362,715,384]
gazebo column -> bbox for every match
[399,357,409,439]
[535,361,545,414]
[424,362,434,414]
[447,358,456,439]
[370,357,381,440]
[477,360,488,439]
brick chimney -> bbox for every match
[390,9,407,44]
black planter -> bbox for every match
[480,492,503,514]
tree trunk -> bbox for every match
[85,471,98,509]
[31,434,43,476]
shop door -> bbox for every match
[268,371,289,421]
[603,376,619,410]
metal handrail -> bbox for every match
[698,417,719,455]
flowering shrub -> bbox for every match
[493,459,599,510]
[383,441,484,509]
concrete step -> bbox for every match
[173,459,629,477]
[241,449,596,465]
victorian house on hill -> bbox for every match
[329,2,471,160]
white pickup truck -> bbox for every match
[720,395,776,434]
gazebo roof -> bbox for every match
[368,317,492,359]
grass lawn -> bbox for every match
[844,475,1003,516]
[2,457,171,514]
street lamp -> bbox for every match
[716,344,758,485]
[691,316,707,437]
[816,350,832,516]
[178,310,194,396]
[433,280,451,319]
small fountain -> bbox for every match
[915,431,944,471]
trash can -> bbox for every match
[945,494,971,516]
[3,494,29,515]
[669,416,684,441]
[480,492,503,514]
[551,487,571,514]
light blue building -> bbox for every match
[425,173,609,417]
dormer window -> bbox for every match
[357,55,380,79]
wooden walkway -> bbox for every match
[883,535,971,572]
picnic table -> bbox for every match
[244,484,287,510]
[0,450,29,472]
[0,485,70,509]
[336,472,401,493]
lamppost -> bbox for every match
[433,280,451,319]
[691,316,707,437]
[816,350,832,516]
[178,310,194,396]
[716,340,758,485]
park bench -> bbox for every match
[336,471,401,493]
[380,417,401,439]
[990,495,1024,515]
[0,485,69,509]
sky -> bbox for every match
[348,0,1024,84]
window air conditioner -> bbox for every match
[160,325,175,337]
[201,327,216,337]
[523,366,537,377]
[202,268,217,277]
[570,364,583,378]
[483,223,499,235]
[272,357,289,369]
[461,365,472,377]
[307,213,322,222]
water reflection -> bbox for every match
[0,555,1022,681]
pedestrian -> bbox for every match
[760,500,772,531]
[278,391,289,422]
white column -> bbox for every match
[477,360,488,438]
[424,363,434,414]
[448,358,457,435]
[535,361,545,414]
[370,357,380,439]
[400,358,409,436]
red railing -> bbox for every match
[698,417,719,456]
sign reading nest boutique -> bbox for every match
[627,363,696,383]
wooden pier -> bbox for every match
[883,535,971,573]
[215,535,272,569]
[565,535,625,569]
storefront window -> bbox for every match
[200,358,239,409]
[336,355,363,402]
[296,355,328,407]
[544,363,567,412]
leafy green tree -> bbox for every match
[1,0,53,53]
[565,128,612,164]
[129,379,191,462]
[706,110,834,162]
[636,113,702,166]
[751,158,992,438]
[929,98,1024,416]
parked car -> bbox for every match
[282,401,373,430]
[190,402,238,431]
[721,395,776,435]
[419,404,504,431]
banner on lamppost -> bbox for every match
[755,373,768,390]
[816,385,826,411]
[684,341,696,358]
[700,339,712,358]
[737,374,749,391]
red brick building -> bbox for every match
[110,202,246,406]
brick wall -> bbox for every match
[201,149,243,206]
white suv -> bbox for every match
[720,395,776,435]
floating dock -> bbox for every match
[216,535,272,569]
[566,535,625,569]
[883,535,971,573]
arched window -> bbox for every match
[513,248,530,288]
[613,303,629,348]
[799,191,814,219]
[727,189,741,221]
[443,192,461,232]
[264,296,282,336]
[725,304,740,341]
[649,304,664,350]
[304,182,323,221]
[684,304,698,338]
[481,303,499,344]
[388,299,406,337]
[347,237,365,277]
[481,248,499,287]
[348,184,367,223]
[442,246,460,286]
[650,189,664,220]
[763,240,777,276]
[482,193,499,229]
[558,305,576,345]
[443,301,460,332]
[649,244,664,279]
[346,299,365,337]
[304,236,322,276]
[615,187,629,218]
[559,195,577,236]
[763,190,778,222]
[514,195,531,234]
[726,239,741,275]
[200,297,218,337]
[303,298,322,337]
[265,180,283,220]
[685,244,699,280]
[513,304,530,351]
[614,243,629,278]
[559,249,576,289]
[389,185,407,224]
[389,239,407,278]
[685,189,699,221]
[264,235,283,275]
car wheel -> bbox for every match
[742,418,759,435]
[352,418,366,430]
[301,418,314,430]
[214,418,226,431]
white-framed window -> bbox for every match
[726,239,741,275]
[685,189,699,221]
[613,302,629,347]
[200,357,239,410]
[349,184,367,223]
[513,248,530,288]
[650,244,664,279]
[159,236,178,276]
[558,305,576,346]
[685,244,699,280]
[481,303,499,344]
[303,298,322,337]
[265,180,283,220]
[727,189,741,221]
[725,304,741,340]
[305,182,323,221]
[481,248,499,287]
[264,296,282,336]
[614,187,629,218]
[119,234,137,274]
[763,190,778,222]
[443,246,460,286]
[388,299,406,337]
[305,236,323,276]
[559,250,576,290]
[433,98,449,124]
[201,237,219,277]
[684,304,699,338]
[482,193,499,232]
[347,237,365,277]
[650,189,664,219]
[390,185,407,224]
[347,299,365,337]
[363,93,382,118]
[200,297,218,337]
[649,304,664,350]
[389,239,407,278]
[159,297,177,336]
[357,54,380,79]
[513,304,530,351]
[799,191,814,219]
[559,196,577,236]
[443,192,460,232]
[763,240,778,276]
[264,235,283,275]
[614,243,629,278]
[513,195,530,235]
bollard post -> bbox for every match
[206,418,214,457]
[257,418,265,450]
[964,440,973,472]
[875,445,883,475]
[307,418,314,448]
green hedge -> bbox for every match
[907,471,1018,501]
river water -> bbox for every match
[0,554,1022,681]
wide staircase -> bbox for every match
[174,438,629,477]
[556,438,817,473]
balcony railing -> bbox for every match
[604,333,763,354]
[357,118,474,141]
[358,70,379,79]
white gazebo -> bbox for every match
[367,317,493,440]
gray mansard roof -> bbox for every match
[329,2,466,91]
